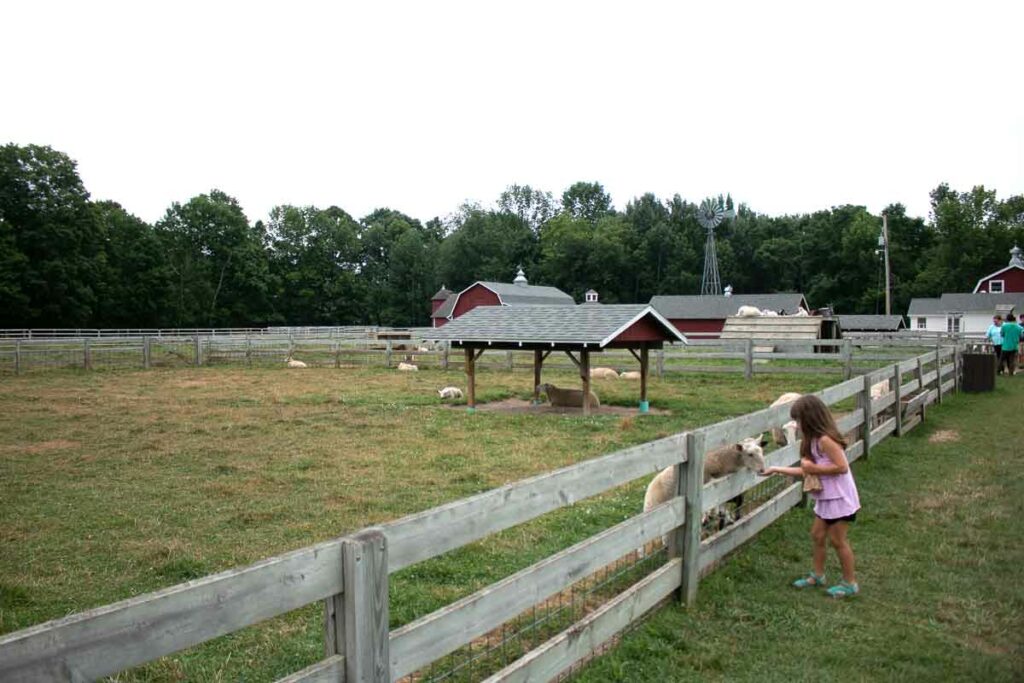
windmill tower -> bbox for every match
[697,198,734,295]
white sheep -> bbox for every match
[537,383,600,409]
[397,362,418,371]
[769,392,803,446]
[620,371,642,380]
[437,386,463,400]
[286,357,308,369]
[590,367,620,380]
[736,305,762,317]
[791,308,809,317]
[761,309,780,317]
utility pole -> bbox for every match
[882,213,891,316]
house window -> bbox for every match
[946,313,962,334]
[989,280,1004,293]
[916,317,926,329]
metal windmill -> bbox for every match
[697,197,734,295]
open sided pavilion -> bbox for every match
[426,304,687,414]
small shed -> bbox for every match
[426,304,687,414]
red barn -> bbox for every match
[431,269,574,328]
[973,245,1024,293]
[649,293,809,339]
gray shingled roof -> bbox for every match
[649,294,808,319]
[431,287,453,301]
[835,315,906,331]
[908,293,1024,315]
[431,281,575,319]
[432,293,457,319]
[426,304,687,346]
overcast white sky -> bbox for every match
[3,1,1021,226]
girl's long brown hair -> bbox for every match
[790,394,846,461]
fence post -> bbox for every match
[194,336,201,366]
[14,340,21,375]
[744,339,753,380]
[657,349,665,378]
[342,528,390,683]
[84,339,92,370]
[506,350,514,371]
[677,431,704,606]
[860,374,872,460]
[385,340,392,369]
[935,344,944,405]
[441,343,449,371]
[916,356,927,423]
[143,337,151,369]
[893,363,903,436]
[842,338,853,380]
[246,335,252,367]
[334,340,340,369]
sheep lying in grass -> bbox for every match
[769,392,802,446]
[590,367,620,380]
[620,371,642,380]
[536,383,600,409]
[643,435,768,523]
[286,357,308,369]
[397,362,418,371]
[437,386,463,400]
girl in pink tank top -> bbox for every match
[762,394,860,598]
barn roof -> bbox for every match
[430,281,574,320]
[835,315,906,331]
[431,286,453,301]
[425,304,687,347]
[908,293,1024,315]
[650,293,808,319]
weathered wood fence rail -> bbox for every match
[0,334,955,379]
[0,347,958,682]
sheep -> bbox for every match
[769,392,803,446]
[736,305,762,317]
[620,371,642,380]
[643,435,768,534]
[437,386,463,400]
[590,367,620,380]
[791,308,809,317]
[536,383,600,409]
[397,362,418,371]
[761,309,779,317]
[286,357,308,369]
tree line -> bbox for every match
[1,143,1022,329]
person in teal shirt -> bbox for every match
[999,313,1022,376]
[986,315,1004,370]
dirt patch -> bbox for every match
[22,439,80,454]
[929,429,960,443]
[442,398,670,416]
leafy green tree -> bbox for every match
[157,190,270,327]
[561,181,613,224]
[0,144,105,327]
[438,208,538,290]
[359,208,439,326]
[497,184,558,233]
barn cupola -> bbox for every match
[1010,245,1023,268]
[513,266,528,287]
[585,289,599,303]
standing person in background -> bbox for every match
[999,313,1022,376]
[986,315,1004,373]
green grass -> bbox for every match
[575,376,1024,682]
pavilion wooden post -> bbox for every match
[465,347,476,411]
[580,349,591,416]
[640,345,650,412]
[533,349,543,404]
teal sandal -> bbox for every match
[826,581,859,598]
[792,572,826,588]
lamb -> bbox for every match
[761,309,779,317]
[286,357,307,369]
[791,308,809,317]
[736,305,762,317]
[437,386,463,400]
[590,367,620,380]
[397,362,418,371]
[769,392,803,446]
[536,383,600,409]
[620,371,642,380]
[643,435,768,537]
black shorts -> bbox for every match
[817,513,857,525]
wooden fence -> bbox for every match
[0,346,959,682]
[0,334,951,379]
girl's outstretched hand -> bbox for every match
[760,466,777,476]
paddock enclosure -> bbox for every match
[0,341,959,681]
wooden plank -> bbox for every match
[343,529,389,683]
[903,414,923,432]
[382,433,688,572]
[0,539,345,682]
[388,499,684,679]
[941,379,955,394]
[699,483,802,575]
[703,442,800,513]
[275,655,346,683]
[479,558,682,683]
[870,417,896,446]
[700,377,862,452]
[680,432,704,606]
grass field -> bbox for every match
[2,363,1018,681]
[575,375,1024,682]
